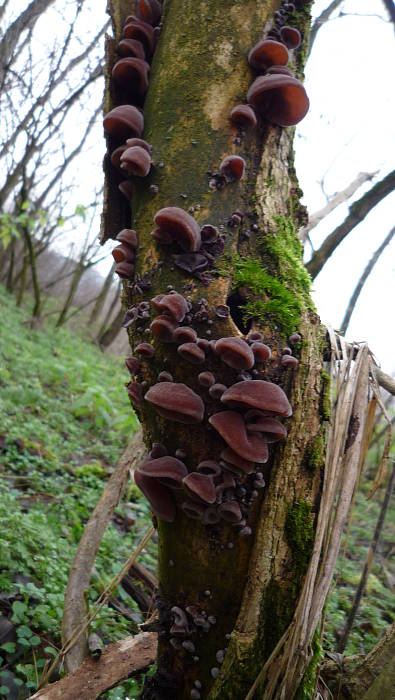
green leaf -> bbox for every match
[17,625,33,638]
[30,636,41,646]
[0,643,16,654]
[0,686,10,695]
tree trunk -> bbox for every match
[89,261,116,325]
[105,2,327,698]
[56,261,85,327]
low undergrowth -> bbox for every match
[0,285,154,699]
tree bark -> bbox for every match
[89,261,116,325]
[306,169,395,279]
[105,2,329,698]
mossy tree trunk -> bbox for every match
[104,1,327,698]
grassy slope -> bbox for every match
[0,285,155,699]
[0,284,393,698]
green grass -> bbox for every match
[0,285,154,698]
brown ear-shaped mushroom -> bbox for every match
[245,414,287,442]
[116,229,138,247]
[118,180,134,201]
[219,155,245,181]
[112,243,135,264]
[220,447,256,474]
[135,342,155,358]
[125,137,152,153]
[134,469,176,522]
[117,38,146,59]
[126,380,144,406]
[115,261,134,279]
[218,500,243,523]
[230,104,257,129]
[151,292,188,322]
[182,472,216,504]
[177,343,205,365]
[266,65,294,77]
[103,105,144,140]
[197,461,222,477]
[120,145,151,176]
[221,380,292,417]
[153,207,201,252]
[198,371,216,387]
[125,356,140,375]
[150,314,177,342]
[145,382,205,423]
[172,253,208,274]
[247,74,309,127]
[209,411,269,463]
[173,326,198,344]
[248,39,289,70]
[123,18,155,56]
[280,26,302,49]
[215,337,254,371]
[112,58,150,95]
[251,342,272,363]
[110,145,127,171]
[138,455,188,488]
[281,355,299,368]
[182,500,206,520]
[136,0,162,26]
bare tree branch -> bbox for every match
[62,429,145,673]
[306,169,395,279]
[381,0,395,27]
[307,0,344,58]
[29,632,157,700]
[340,226,395,334]
[299,171,377,243]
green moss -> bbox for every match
[266,216,312,298]
[285,500,314,580]
[304,431,325,472]
[295,629,323,700]
[260,580,296,659]
[320,371,331,421]
[221,254,303,336]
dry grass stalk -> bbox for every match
[246,330,391,700]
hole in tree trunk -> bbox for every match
[226,290,252,335]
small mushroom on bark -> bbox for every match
[221,380,292,417]
[153,207,201,252]
[145,382,205,423]
[248,39,289,70]
[103,105,144,140]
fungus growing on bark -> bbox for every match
[183,472,216,504]
[280,25,302,49]
[110,145,127,170]
[112,243,135,264]
[145,382,204,423]
[248,39,289,70]
[120,145,151,176]
[215,337,254,371]
[178,343,205,365]
[112,58,150,95]
[103,105,144,140]
[247,74,309,127]
[172,253,208,275]
[281,355,299,368]
[182,500,205,520]
[197,461,222,477]
[115,261,134,279]
[158,371,173,382]
[153,207,201,252]
[209,411,269,463]
[116,228,138,247]
[117,38,146,59]
[247,331,263,343]
[230,104,257,129]
[151,292,188,322]
[138,456,188,487]
[209,384,227,400]
[221,380,292,417]
[125,137,152,153]
[251,341,272,363]
[266,65,294,77]
[125,356,140,375]
[118,180,134,201]
[150,314,177,342]
[173,327,198,344]
[123,18,155,56]
[170,607,190,635]
[200,224,219,243]
[134,470,176,522]
[220,447,255,474]
[245,414,287,441]
[136,0,162,25]
[198,371,215,387]
[135,342,155,357]
[289,332,302,344]
[219,155,246,181]
[149,442,168,458]
[219,501,243,523]
[282,346,292,355]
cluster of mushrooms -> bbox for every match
[103,0,164,278]
[103,0,307,694]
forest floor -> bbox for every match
[0,284,393,699]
